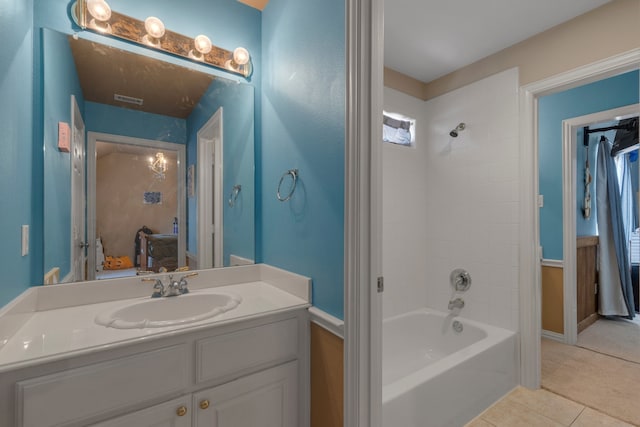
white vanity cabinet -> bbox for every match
[5,310,308,427]
[93,362,298,427]
[193,361,298,427]
[92,397,192,427]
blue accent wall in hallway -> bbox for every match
[538,70,639,260]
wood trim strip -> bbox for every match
[577,235,599,248]
[310,323,343,427]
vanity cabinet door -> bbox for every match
[91,396,191,427]
[193,361,298,427]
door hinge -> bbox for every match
[377,276,384,293]
[595,282,598,295]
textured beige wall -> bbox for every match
[96,152,178,260]
[386,0,640,100]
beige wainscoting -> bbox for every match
[310,323,343,427]
[542,265,564,334]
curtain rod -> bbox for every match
[583,117,639,146]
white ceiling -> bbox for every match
[384,0,612,83]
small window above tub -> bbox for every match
[383,111,415,147]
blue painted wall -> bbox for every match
[85,102,186,144]
[42,28,85,279]
[538,70,639,260]
[186,79,255,265]
[261,0,345,318]
[0,0,38,306]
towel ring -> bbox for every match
[277,169,298,202]
[228,184,242,207]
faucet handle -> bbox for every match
[177,272,197,294]
[144,278,165,298]
[151,279,164,298]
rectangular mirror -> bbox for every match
[42,28,255,284]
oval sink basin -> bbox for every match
[95,293,242,329]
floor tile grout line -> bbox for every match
[568,406,587,426]
[509,388,585,426]
[502,397,570,426]
[541,385,635,426]
[574,343,640,366]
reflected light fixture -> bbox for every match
[149,152,167,180]
[86,0,112,33]
[189,35,212,61]
[142,16,165,47]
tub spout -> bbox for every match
[448,298,465,310]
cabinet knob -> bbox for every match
[200,399,210,410]
[176,406,187,417]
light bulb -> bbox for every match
[144,17,165,39]
[233,47,250,65]
[87,0,111,21]
[194,35,212,55]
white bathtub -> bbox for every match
[383,309,517,427]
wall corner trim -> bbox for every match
[308,307,344,339]
[541,259,564,268]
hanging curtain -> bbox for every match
[595,138,635,318]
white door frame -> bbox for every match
[344,0,384,424]
[86,132,187,279]
[197,108,223,269]
[70,95,86,282]
[562,104,640,345]
[519,48,640,388]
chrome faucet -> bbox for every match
[448,297,465,310]
[141,272,198,298]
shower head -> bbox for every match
[449,122,466,138]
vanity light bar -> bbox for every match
[71,0,252,78]
[114,93,144,106]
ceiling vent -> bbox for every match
[114,93,144,106]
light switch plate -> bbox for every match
[21,225,29,256]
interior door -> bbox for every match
[197,107,223,269]
[71,95,87,281]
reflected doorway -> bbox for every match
[197,107,223,269]
[86,132,186,280]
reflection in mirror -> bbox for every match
[42,28,255,285]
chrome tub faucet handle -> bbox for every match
[448,298,465,310]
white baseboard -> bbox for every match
[541,259,564,268]
[229,254,255,266]
[541,329,564,342]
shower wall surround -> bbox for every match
[383,68,520,331]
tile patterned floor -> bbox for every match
[466,338,640,427]
[465,386,634,427]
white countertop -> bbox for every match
[0,265,311,372]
